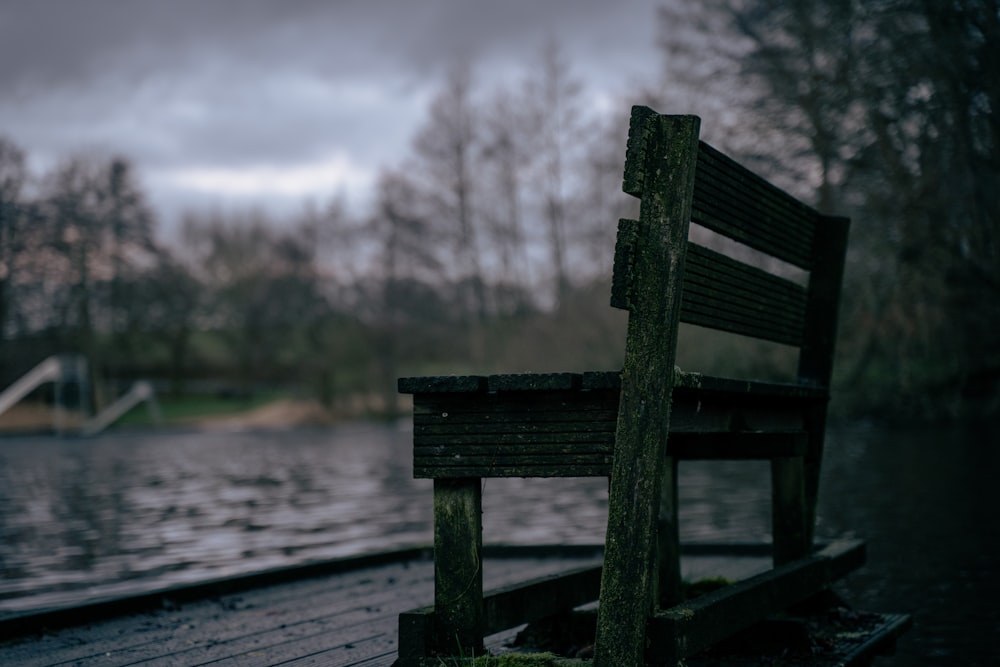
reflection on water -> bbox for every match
[0,423,431,611]
[0,421,779,613]
[816,421,1000,666]
[1,420,996,664]
[0,420,773,613]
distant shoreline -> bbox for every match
[0,398,345,435]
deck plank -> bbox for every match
[0,548,785,667]
[0,552,602,667]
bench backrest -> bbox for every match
[613,108,848,381]
[593,107,849,666]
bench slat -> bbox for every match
[415,432,615,447]
[615,224,810,345]
[666,431,807,459]
[648,539,867,663]
[414,434,806,476]
[415,419,616,434]
[415,414,618,431]
[417,463,611,478]
[693,142,819,269]
[403,372,827,401]
[409,373,823,478]
[416,464,613,479]
[685,243,807,318]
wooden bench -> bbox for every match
[394,107,904,666]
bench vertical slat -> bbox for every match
[432,478,484,657]
[798,215,851,547]
[594,111,701,667]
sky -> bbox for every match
[0,0,664,236]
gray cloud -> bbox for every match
[0,0,662,230]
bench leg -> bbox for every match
[658,457,683,607]
[433,478,484,657]
[771,457,809,565]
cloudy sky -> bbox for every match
[1,1,664,235]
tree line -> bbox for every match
[1,0,996,421]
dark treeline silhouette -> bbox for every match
[1,0,996,420]
[653,0,999,419]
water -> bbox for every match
[0,420,997,664]
[816,421,1000,666]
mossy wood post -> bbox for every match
[797,215,850,548]
[593,109,700,667]
[433,477,484,656]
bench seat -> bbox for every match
[402,371,823,478]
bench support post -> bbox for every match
[432,478,484,657]
[594,110,701,667]
[798,215,850,547]
[658,456,683,607]
[771,456,809,565]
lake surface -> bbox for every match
[0,419,996,664]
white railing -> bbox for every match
[80,381,160,437]
[0,356,64,418]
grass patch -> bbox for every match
[112,392,284,428]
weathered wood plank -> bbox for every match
[693,141,819,269]
[415,465,613,479]
[12,546,872,667]
[682,242,808,346]
[488,373,582,392]
[798,215,851,548]
[673,372,828,401]
[398,375,487,394]
[771,456,809,565]
[666,431,807,460]
[594,110,701,667]
[415,424,616,439]
[406,371,828,402]
[1,562,429,666]
[482,564,602,635]
[618,228,810,344]
[410,377,823,479]
[433,478,484,656]
[415,410,619,427]
[648,539,866,664]
[0,547,434,639]
[413,393,618,418]
[657,457,683,607]
[1,552,607,667]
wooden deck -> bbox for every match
[0,545,743,666]
[0,544,907,666]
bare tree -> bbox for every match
[101,159,157,339]
[664,0,1000,415]
[0,138,28,345]
[181,211,333,393]
[411,64,487,324]
[366,168,450,412]
[521,38,587,308]
[478,89,533,315]
[129,254,201,395]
